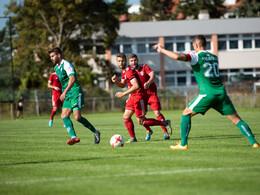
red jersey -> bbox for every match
[121,65,147,98]
[49,73,62,95]
[136,64,157,95]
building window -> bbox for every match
[206,42,211,50]
[123,44,132,53]
[230,40,238,49]
[218,41,226,50]
[243,40,252,48]
[255,39,260,48]
[165,77,175,86]
[111,45,120,54]
[149,43,157,53]
[190,42,194,50]
[191,76,197,84]
[177,42,185,51]
[137,44,146,53]
[177,77,186,85]
[165,43,173,51]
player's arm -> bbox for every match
[144,71,155,90]
[111,74,126,88]
[115,78,139,98]
[153,44,189,62]
[48,80,60,91]
[59,75,75,101]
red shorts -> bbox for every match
[125,95,147,118]
[52,93,62,107]
[148,93,161,111]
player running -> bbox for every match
[48,47,100,145]
[111,53,172,143]
[48,72,63,127]
[153,35,259,149]
[128,54,171,140]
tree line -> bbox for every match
[0,0,259,91]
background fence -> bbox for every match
[0,88,259,119]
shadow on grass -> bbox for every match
[148,133,259,142]
[0,155,140,167]
[189,133,259,140]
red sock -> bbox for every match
[124,118,135,137]
[50,110,57,120]
[143,118,164,126]
[157,114,167,133]
[143,124,152,132]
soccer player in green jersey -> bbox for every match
[48,47,100,145]
[153,35,259,149]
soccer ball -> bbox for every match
[110,134,124,148]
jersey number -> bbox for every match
[203,62,219,78]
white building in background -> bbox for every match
[105,17,260,90]
[128,4,141,14]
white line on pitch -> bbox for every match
[1,166,260,185]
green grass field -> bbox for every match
[0,109,260,195]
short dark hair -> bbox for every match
[128,54,138,60]
[116,53,126,60]
[193,35,206,48]
[48,47,62,56]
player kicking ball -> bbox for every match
[47,72,63,127]
[112,53,172,143]
[48,47,100,145]
[128,54,171,140]
[153,35,259,149]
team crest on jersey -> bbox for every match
[140,71,144,76]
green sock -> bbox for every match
[78,116,96,133]
[62,117,76,138]
[180,115,191,146]
[237,120,257,146]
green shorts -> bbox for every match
[62,92,84,111]
[188,93,236,115]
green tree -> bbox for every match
[139,0,176,21]
[234,0,260,17]
[177,0,225,19]
[6,0,126,89]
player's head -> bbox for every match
[128,54,139,70]
[192,35,206,52]
[116,53,127,70]
[48,47,62,65]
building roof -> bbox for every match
[118,18,260,38]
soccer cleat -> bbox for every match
[67,138,80,145]
[145,130,153,141]
[164,120,173,135]
[126,137,137,143]
[49,120,53,127]
[170,141,188,150]
[252,143,260,148]
[94,130,101,144]
[164,133,170,140]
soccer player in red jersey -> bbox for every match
[128,54,171,140]
[48,72,63,127]
[111,53,172,142]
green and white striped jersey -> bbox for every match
[54,59,82,98]
[187,51,225,94]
